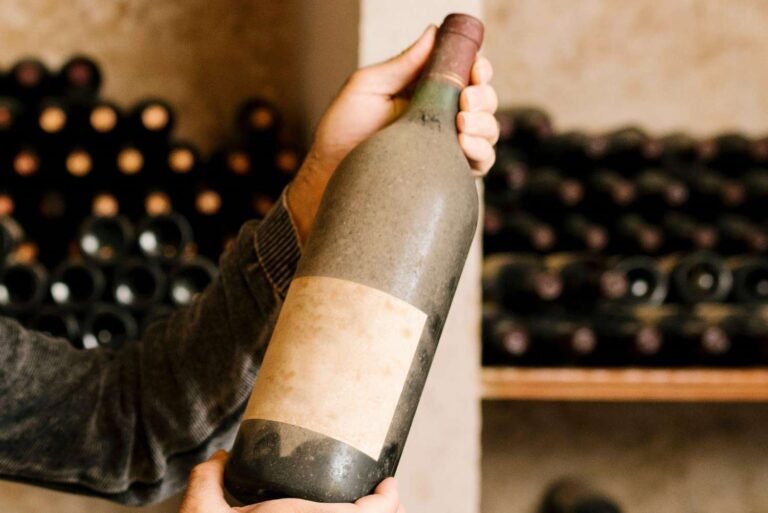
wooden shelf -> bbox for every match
[481,367,768,402]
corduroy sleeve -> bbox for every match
[0,193,301,505]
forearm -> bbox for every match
[0,197,300,505]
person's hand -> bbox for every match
[287,24,499,243]
[179,450,405,513]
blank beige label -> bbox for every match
[243,275,427,459]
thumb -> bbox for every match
[354,25,437,94]
[181,450,231,511]
[354,478,401,513]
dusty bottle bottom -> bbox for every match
[224,419,398,504]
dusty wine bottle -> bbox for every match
[112,258,167,310]
[611,255,668,306]
[81,303,138,350]
[168,255,218,306]
[588,169,636,208]
[224,13,483,503]
[29,306,81,342]
[481,302,532,365]
[539,478,623,513]
[482,253,563,311]
[50,258,107,309]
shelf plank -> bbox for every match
[481,367,768,402]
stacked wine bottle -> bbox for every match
[0,56,302,350]
[484,107,768,367]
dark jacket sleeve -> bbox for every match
[0,196,301,505]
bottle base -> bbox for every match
[224,419,395,504]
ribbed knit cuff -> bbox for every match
[254,192,302,298]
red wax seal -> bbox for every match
[426,13,485,89]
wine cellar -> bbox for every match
[1,2,768,513]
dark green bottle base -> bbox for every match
[224,419,398,504]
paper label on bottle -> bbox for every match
[243,275,426,459]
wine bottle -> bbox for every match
[740,168,768,219]
[482,204,508,255]
[602,126,662,172]
[593,312,664,366]
[634,168,689,209]
[78,213,134,265]
[0,259,48,314]
[700,132,754,173]
[523,167,585,209]
[29,306,81,342]
[274,145,302,177]
[727,256,768,304]
[659,312,731,365]
[481,302,532,365]
[717,311,768,365]
[57,55,102,98]
[538,131,607,172]
[752,135,768,163]
[91,192,120,217]
[189,185,226,258]
[560,214,609,252]
[485,146,529,198]
[545,254,628,310]
[166,140,201,180]
[658,132,704,168]
[35,97,70,143]
[11,145,43,181]
[482,254,563,311]
[611,255,668,305]
[235,97,281,152]
[225,14,483,503]
[115,143,146,178]
[660,251,733,303]
[683,167,745,210]
[142,190,172,216]
[498,106,553,150]
[528,315,598,365]
[112,258,167,310]
[717,214,768,253]
[250,193,278,220]
[129,98,175,142]
[0,96,24,137]
[50,258,107,309]
[85,100,123,143]
[136,211,194,262]
[504,213,558,253]
[64,146,95,180]
[81,303,138,350]
[168,255,218,306]
[539,479,623,513]
[37,190,74,262]
[270,145,303,195]
[663,212,718,251]
[8,58,51,102]
[613,214,664,254]
[587,169,636,208]
[0,216,24,261]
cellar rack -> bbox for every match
[481,367,768,402]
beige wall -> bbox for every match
[486,0,768,136]
[482,1,768,512]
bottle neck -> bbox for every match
[406,80,461,119]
